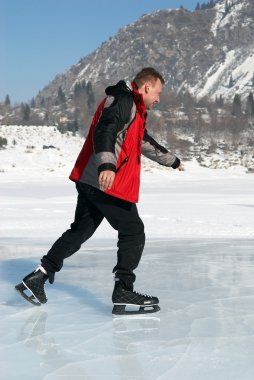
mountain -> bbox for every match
[1,0,254,173]
[34,0,254,103]
[191,0,254,100]
[2,0,254,127]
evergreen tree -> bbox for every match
[4,94,11,107]
[228,74,234,88]
[74,83,81,98]
[44,111,49,124]
[245,93,254,118]
[0,136,8,149]
[215,94,224,107]
[30,97,36,108]
[232,94,242,117]
[57,87,66,105]
[68,119,79,135]
[74,81,89,99]
[224,0,232,15]
[21,103,31,122]
[39,97,45,107]
[86,81,95,109]
[218,94,224,107]
[198,1,216,10]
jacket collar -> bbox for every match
[131,82,147,118]
[105,80,147,118]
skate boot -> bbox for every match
[112,281,160,315]
[15,268,48,306]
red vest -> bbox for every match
[69,86,147,203]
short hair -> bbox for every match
[133,67,165,88]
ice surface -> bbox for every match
[1,163,254,379]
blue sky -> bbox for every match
[1,0,200,103]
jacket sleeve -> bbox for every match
[94,94,133,174]
[142,130,180,169]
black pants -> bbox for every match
[41,182,145,290]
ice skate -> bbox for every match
[15,268,48,306]
[112,281,160,315]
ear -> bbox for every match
[144,82,151,93]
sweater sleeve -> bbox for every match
[142,130,180,169]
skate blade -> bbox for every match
[112,304,160,316]
[15,283,41,307]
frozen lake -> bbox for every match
[1,163,254,379]
[1,239,254,380]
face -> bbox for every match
[141,79,163,110]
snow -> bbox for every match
[191,47,254,101]
[0,125,83,174]
[77,63,90,79]
[189,0,254,101]
[211,0,247,36]
[193,50,236,99]
[227,53,254,94]
[1,126,254,379]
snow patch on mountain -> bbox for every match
[191,47,254,101]
[211,0,247,36]
[192,50,235,99]
[76,64,90,81]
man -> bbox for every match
[15,67,183,315]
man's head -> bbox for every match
[133,67,165,110]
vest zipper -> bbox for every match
[116,157,129,173]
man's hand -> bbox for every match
[178,163,184,171]
[99,170,115,191]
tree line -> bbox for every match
[1,85,254,147]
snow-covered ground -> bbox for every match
[1,126,254,379]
